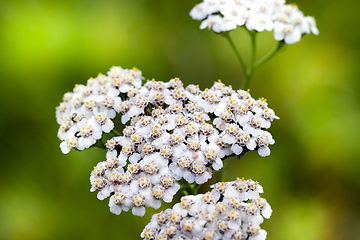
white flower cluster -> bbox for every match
[55,67,143,153]
[190,0,319,44]
[141,178,272,240]
[56,66,278,217]
[90,158,180,217]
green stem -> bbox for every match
[215,154,235,183]
[93,139,106,149]
[216,168,225,182]
[223,30,286,90]
[243,40,285,89]
[119,92,127,101]
[243,31,257,90]
[191,183,200,195]
[223,32,247,83]
[110,129,121,136]
[215,149,251,181]
[215,153,235,183]
[250,31,257,69]
[253,41,286,71]
[179,180,199,196]
[181,189,190,196]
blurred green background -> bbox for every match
[1,0,359,239]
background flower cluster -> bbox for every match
[190,0,319,44]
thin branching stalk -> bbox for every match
[224,30,286,90]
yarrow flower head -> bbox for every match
[141,178,271,240]
[56,67,279,217]
[56,67,143,153]
[190,0,319,44]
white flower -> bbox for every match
[56,66,144,153]
[255,198,272,219]
[305,16,319,35]
[254,130,275,157]
[90,176,112,200]
[109,191,129,215]
[200,15,224,33]
[60,136,78,154]
[246,13,274,32]
[92,112,114,133]
[221,4,248,26]
[57,120,78,141]
[245,222,267,240]
[142,178,271,240]
[202,0,221,15]
[220,17,237,32]
[190,3,208,20]
[190,0,318,42]
[257,108,280,129]
[274,21,301,44]
[169,155,193,181]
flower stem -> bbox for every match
[191,183,201,195]
[93,139,106,149]
[179,180,200,196]
[223,32,247,82]
[253,40,286,71]
[111,129,121,136]
[243,31,257,90]
[216,168,225,182]
[223,30,286,90]
[181,189,190,196]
